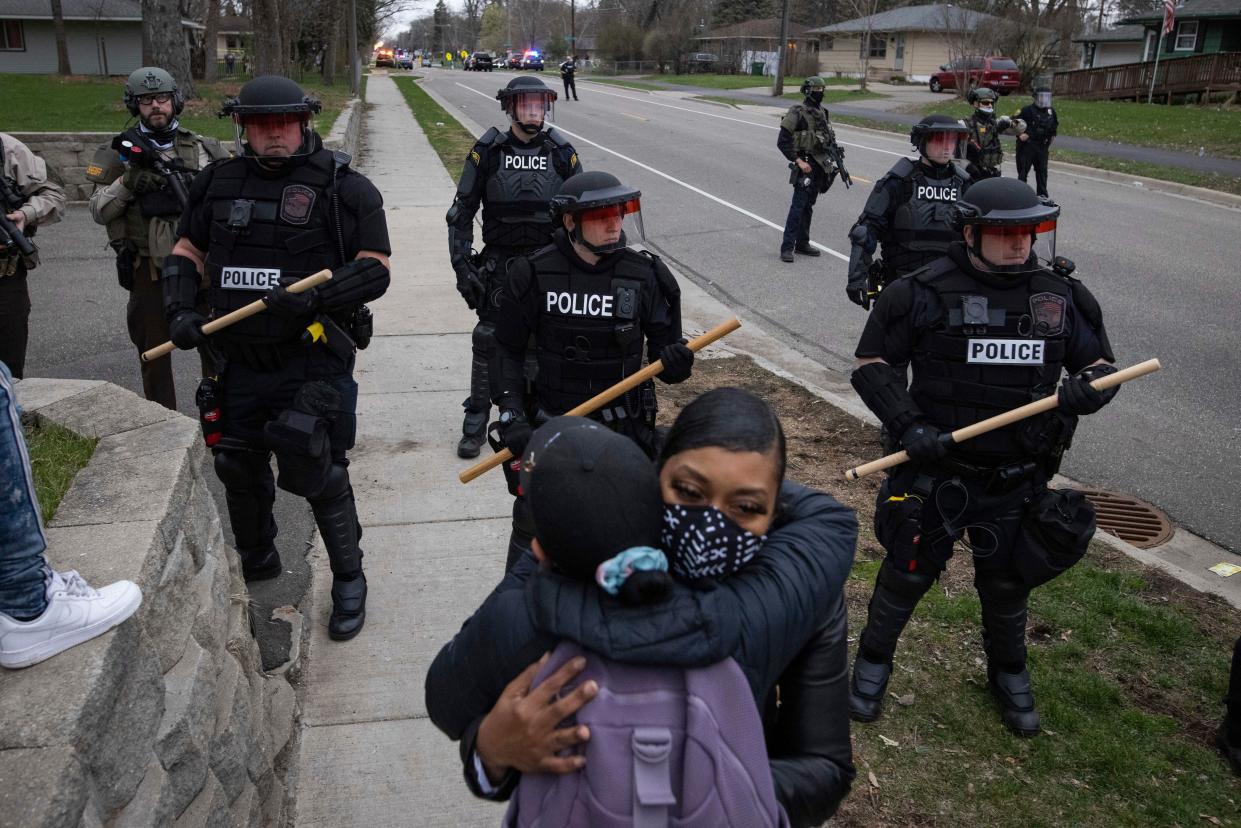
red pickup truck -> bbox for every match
[929,56,1022,95]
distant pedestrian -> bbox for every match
[1016,85,1058,198]
[559,55,578,100]
[225,51,236,76]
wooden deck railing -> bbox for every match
[1053,51,1241,101]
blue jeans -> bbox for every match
[0,361,49,618]
[781,180,819,251]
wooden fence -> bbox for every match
[1052,51,1241,101]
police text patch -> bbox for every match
[220,267,281,291]
[503,154,548,171]
[915,184,959,201]
[966,339,1045,365]
[546,291,614,317]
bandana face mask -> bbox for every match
[662,504,766,581]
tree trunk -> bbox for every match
[142,0,196,97]
[202,0,220,82]
[322,2,339,85]
[251,0,285,75]
[50,0,72,75]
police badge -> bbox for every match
[280,184,316,225]
[1030,292,1066,336]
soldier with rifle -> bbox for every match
[777,76,846,263]
[0,134,66,379]
[87,67,231,409]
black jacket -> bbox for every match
[424,481,857,823]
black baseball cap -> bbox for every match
[521,417,663,580]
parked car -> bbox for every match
[395,49,414,69]
[507,53,523,69]
[465,51,494,71]
[521,50,544,70]
[420,55,433,67]
[929,56,1021,95]
[685,52,718,73]
[375,48,395,68]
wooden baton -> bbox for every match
[459,317,743,484]
[843,358,1162,482]
[141,269,334,363]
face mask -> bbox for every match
[978,106,994,115]
[807,90,824,105]
[662,504,765,581]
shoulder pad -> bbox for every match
[544,128,570,148]
[479,126,506,147]
[876,274,916,318]
[199,136,232,161]
[910,257,958,286]
[1067,276,1102,326]
[85,145,123,183]
[951,161,971,181]
[890,157,917,178]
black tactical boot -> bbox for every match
[988,666,1041,736]
[458,405,488,459]
[240,546,282,582]
[794,242,821,257]
[329,573,367,641]
[849,655,892,722]
[1218,720,1241,776]
[779,247,795,263]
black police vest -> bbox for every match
[1025,107,1056,144]
[529,246,651,415]
[910,260,1072,465]
[202,151,340,345]
[482,136,568,251]
[887,159,967,278]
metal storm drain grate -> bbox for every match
[1077,488,1175,549]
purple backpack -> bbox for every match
[503,641,790,828]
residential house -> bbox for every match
[691,18,820,75]
[807,3,1015,82]
[1072,25,1145,68]
[1122,0,1241,61]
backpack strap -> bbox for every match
[632,727,676,828]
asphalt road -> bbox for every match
[427,68,1241,551]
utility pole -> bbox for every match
[348,0,359,95]
[773,0,792,96]
[570,0,576,57]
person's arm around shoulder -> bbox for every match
[4,136,66,230]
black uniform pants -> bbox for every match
[126,257,214,410]
[0,268,29,379]
[562,76,577,99]
[782,178,819,252]
[1016,141,1050,197]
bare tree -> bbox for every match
[250,0,285,74]
[143,0,197,96]
[202,0,221,81]
[50,0,72,74]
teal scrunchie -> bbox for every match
[594,546,668,596]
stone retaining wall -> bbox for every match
[0,380,297,827]
[12,94,365,202]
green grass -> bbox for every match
[636,73,856,90]
[391,76,478,183]
[0,74,357,140]
[23,420,96,525]
[582,77,668,92]
[904,96,1241,159]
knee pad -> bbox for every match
[307,463,351,506]
[974,570,1028,605]
[214,449,270,490]
[876,558,936,600]
[472,321,495,357]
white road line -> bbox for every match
[455,81,851,261]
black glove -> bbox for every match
[263,285,319,318]
[455,263,485,311]
[122,166,164,194]
[900,421,949,464]
[498,410,532,458]
[657,340,694,384]
[168,310,207,350]
[1058,364,1119,415]
[846,284,871,310]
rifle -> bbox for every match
[0,176,36,259]
[111,130,190,210]
[826,143,852,189]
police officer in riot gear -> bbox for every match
[1016,86,1058,198]
[162,75,391,641]
[964,87,1024,180]
[0,134,66,379]
[88,67,231,410]
[447,75,583,459]
[846,115,971,310]
[847,178,1118,736]
[778,76,841,263]
[491,170,693,569]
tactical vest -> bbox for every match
[886,159,968,278]
[786,104,834,167]
[529,246,653,416]
[1025,107,1056,144]
[202,150,342,345]
[909,260,1072,465]
[967,114,1003,170]
[482,133,570,251]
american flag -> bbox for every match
[1163,0,1176,35]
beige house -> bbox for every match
[808,4,1008,82]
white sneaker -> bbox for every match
[0,570,143,669]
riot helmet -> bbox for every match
[497,76,557,136]
[949,178,1059,274]
[1033,85,1052,108]
[910,114,968,165]
[967,86,997,115]
[220,75,321,163]
[800,75,826,106]
[550,171,644,255]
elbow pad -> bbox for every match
[850,361,923,438]
[162,253,202,319]
[848,223,875,255]
[318,258,391,310]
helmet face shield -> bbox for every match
[971,220,1057,274]
[1034,91,1052,108]
[924,131,966,163]
[232,111,313,160]
[572,197,644,254]
[505,90,555,131]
